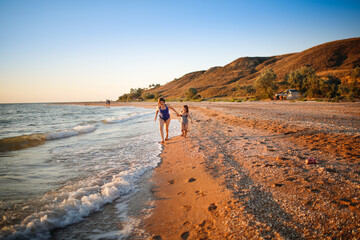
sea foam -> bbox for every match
[0,125,97,152]
[0,105,179,239]
[102,112,153,124]
[1,142,162,240]
[46,125,96,140]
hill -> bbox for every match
[148,37,360,99]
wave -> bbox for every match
[1,152,161,240]
[102,113,140,124]
[0,134,46,152]
[0,110,154,152]
[46,125,96,140]
[102,112,154,124]
[0,125,97,152]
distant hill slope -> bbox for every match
[149,37,360,99]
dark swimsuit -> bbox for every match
[159,105,170,121]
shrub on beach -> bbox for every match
[118,88,145,101]
[305,74,323,98]
[236,84,255,96]
[185,87,199,100]
[320,75,342,99]
[349,66,360,97]
[286,66,316,95]
[285,66,356,101]
[254,68,278,99]
[142,92,155,100]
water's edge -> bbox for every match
[50,168,157,239]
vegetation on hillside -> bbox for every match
[117,38,360,102]
[117,84,161,101]
[254,68,278,99]
[250,66,359,101]
[185,87,201,100]
[117,66,359,102]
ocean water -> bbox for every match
[0,103,180,239]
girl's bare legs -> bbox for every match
[184,123,188,138]
[159,118,165,143]
[165,118,171,140]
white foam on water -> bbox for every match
[73,125,97,134]
[102,112,154,124]
[45,130,78,140]
[45,125,97,140]
[103,113,138,124]
[87,220,139,240]
[86,201,140,240]
[1,112,181,240]
[1,135,164,240]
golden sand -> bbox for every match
[59,101,360,239]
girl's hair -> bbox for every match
[158,98,165,104]
[183,105,189,113]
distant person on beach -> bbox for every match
[178,105,192,138]
[154,98,178,143]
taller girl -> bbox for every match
[154,98,178,143]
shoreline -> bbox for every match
[56,101,360,239]
[142,136,233,239]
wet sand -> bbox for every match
[60,101,360,239]
[143,136,233,239]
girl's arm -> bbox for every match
[154,107,159,121]
[188,114,193,123]
[168,105,179,115]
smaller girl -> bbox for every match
[178,105,192,138]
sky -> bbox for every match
[0,0,360,103]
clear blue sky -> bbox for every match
[0,0,359,103]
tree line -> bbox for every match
[117,67,360,102]
[117,84,161,101]
[253,66,360,101]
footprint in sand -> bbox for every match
[199,219,214,229]
[177,191,186,196]
[188,177,196,183]
[183,221,191,226]
[152,235,162,240]
[195,190,206,197]
[208,203,217,211]
[181,231,190,240]
[183,205,192,211]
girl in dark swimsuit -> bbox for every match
[154,98,178,143]
[178,105,193,138]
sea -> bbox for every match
[0,103,180,239]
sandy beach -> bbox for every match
[61,101,360,239]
